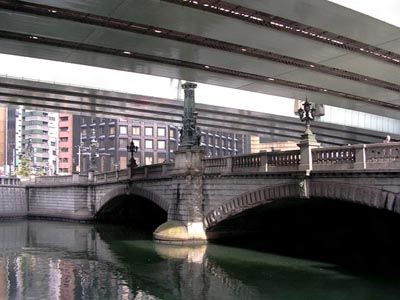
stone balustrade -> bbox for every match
[232,153,264,171]
[365,142,400,161]
[202,142,400,174]
[266,150,300,171]
[311,145,357,170]
[33,174,88,185]
[365,142,400,169]
[0,177,21,185]
[131,163,170,180]
[203,157,227,174]
[26,142,400,185]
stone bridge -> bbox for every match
[18,141,400,243]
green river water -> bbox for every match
[0,220,399,300]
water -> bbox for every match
[0,220,399,300]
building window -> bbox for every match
[119,139,128,148]
[145,153,153,165]
[60,147,68,152]
[110,156,115,169]
[60,116,69,121]
[132,126,140,135]
[132,139,140,149]
[145,127,153,136]
[60,127,68,132]
[169,128,176,139]
[109,126,115,135]
[81,128,87,136]
[120,125,128,135]
[100,156,106,172]
[157,127,166,137]
[145,140,153,149]
[169,141,177,152]
[60,137,68,142]
[120,156,127,169]
[157,140,166,150]
[157,153,166,164]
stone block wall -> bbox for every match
[0,186,26,218]
[27,184,92,220]
[203,175,299,215]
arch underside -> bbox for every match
[97,185,169,216]
[204,181,400,229]
[95,185,168,231]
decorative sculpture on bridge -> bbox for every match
[178,82,202,150]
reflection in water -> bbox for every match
[0,220,400,300]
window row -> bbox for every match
[81,126,171,137]
[122,126,166,137]
[120,139,166,150]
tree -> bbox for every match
[16,156,32,177]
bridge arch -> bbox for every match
[204,181,400,229]
[204,183,301,229]
[97,185,169,215]
[308,180,400,213]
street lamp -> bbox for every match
[127,140,138,169]
[298,97,315,134]
[89,129,99,171]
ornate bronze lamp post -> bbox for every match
[179,82,202,150]
[127,140,138,169]
[297,97,320,172]
[298,97,315,134]
[89,129,99,171]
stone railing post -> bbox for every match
[72,173,80,183]
[354,144,366,169]
[298,132,320,172]
[88,170,95,182]
[260,152,268,172]
[222,157,233,174]
[162,163,168,176]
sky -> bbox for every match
[0,1,398,118]
[329,0,400,27]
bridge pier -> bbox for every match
[154,149,207,244]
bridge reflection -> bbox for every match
[1,219,400,300]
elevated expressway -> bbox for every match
[0,76,387,146]
[0,0,399,140]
